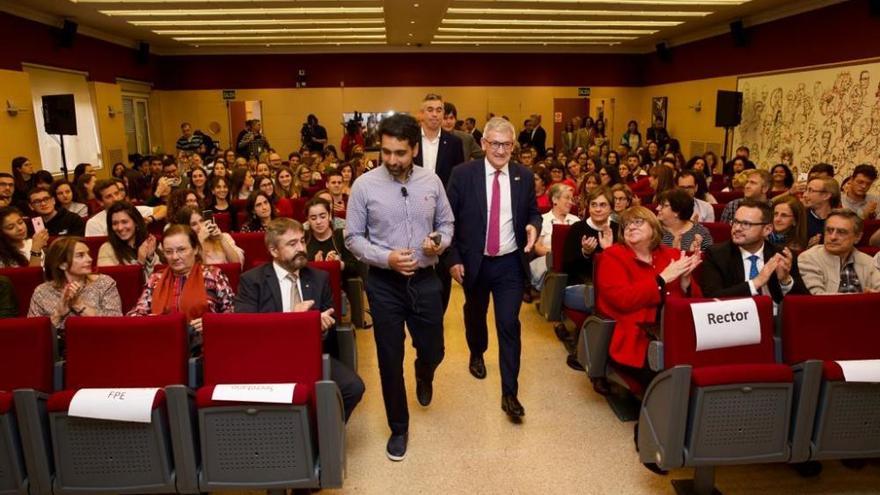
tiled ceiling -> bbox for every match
[1,0,838,54]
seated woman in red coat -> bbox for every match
[595,205,702,386]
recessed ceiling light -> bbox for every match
[410,20,416,24]
[432,40,623,45]
[414,3,420,7]
[100,7,383,16]
[447,8,711,17]
[442,19,680,27]
[408,33,413,37]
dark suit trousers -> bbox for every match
[367,267,445,435]
[436,251,452,313]
[330,357,365,423]
[463,252,525,396]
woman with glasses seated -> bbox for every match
[609,184,634,223]
[769,194,807,254]
[28,237,122,354]
[596,206,701,388]
[656,189,713,253]
[128,224,234,353]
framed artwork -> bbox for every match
[651,96,668,127]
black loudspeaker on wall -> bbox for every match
[136,42,150,64]
[58,19,78,48]
[715,90,743,128]
[656,42,672,62]
[42,94,78,136]
[870,0,880,16]
[730,20,749,47]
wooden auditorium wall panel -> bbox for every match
[151,86,648,157]
[733,59,880,175]
[90,82,129,176]
[0,69,41,172]
[639,76,738,159]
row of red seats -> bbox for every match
[574,290,880,493]
[0,311,345,494]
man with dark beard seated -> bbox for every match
[234,217,364,422]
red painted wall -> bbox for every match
[0,13,159,83]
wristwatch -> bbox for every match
[30,250,42,258]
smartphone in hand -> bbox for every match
[31,216,45,233]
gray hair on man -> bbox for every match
[482,117,516,140]
[264,217,304,249]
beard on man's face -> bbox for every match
[280,250,308,272]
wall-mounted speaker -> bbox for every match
[715,90,743,128]
[870,0,880,17]
[42,94,78,136]
[656,42,672,62]
[58,19,78,48]
[136,42,150,64]
[730,20,749,47]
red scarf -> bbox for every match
[150,262,209,322]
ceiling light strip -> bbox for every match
[438,27,656,34]
[462,0,747,5]
[100,7,383,16]
[432,41,622,45]
[434,35,637,40]
[442,19,679,26]
[188,42,388,46]
[159,27,386,35]
[447,8,710,17]
[175,35,386,41]
[132,19,385,27]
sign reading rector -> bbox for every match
[222,90,236,100]
[690,298,761,351]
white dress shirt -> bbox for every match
[420,127,440,174]
[694,198,715,222]
[272,262,303,312]
[484,160,517,256]
[739,244,793,296]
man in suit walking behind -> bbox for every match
[447,117,541,422]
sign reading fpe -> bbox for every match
[68,387,161,423]
[691,298,761,351]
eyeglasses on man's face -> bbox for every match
[486,141,514,151]
[731,219,767,229]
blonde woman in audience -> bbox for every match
[29,237,122,352]
[531,183,579,290]
[0,206,49,267]
[174,206,243,267]
[51,179,88,218]
[97,202,160,276]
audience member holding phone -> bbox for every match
[0,206,49,267]
[173,207,244,267]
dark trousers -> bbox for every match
[367,267,445,435]
[463,252,525,396]
[437,251,452,313]
[330,357,365,423]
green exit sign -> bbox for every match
[222,90,236,100]
[578,87,591,97]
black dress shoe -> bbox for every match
[553,323,569,343]
[501,394,525,418]
[416,378,432,406]
[566,353,585,371]
[469,355,487,379]
[386,432,408,462]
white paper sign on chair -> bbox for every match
[212,383,296,404]
[690,298,761,352]
[69,388,161,423]
[835,360,880,383]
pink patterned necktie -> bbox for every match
[487,170,501,256]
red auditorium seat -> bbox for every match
[308,260,356,371]
[0,266,45,317]
[46,314,197,494]
[714,190,744,203]
[0,317,55,495]
[782,293,880,463]
[290,197,307,222]
[638,296,794,494]
[81,236,107,263]
[702,221,731,244]
[709,174,725,193]
[538,223,572,322]
[94,264,144,313]
[858,219,880,246]
[712,202,726,220]
[193,312,345,491]
[230,232,272,270]
[213,211,231,232]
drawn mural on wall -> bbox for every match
[734,60,880,179]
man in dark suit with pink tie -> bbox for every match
[446,117,541,421]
